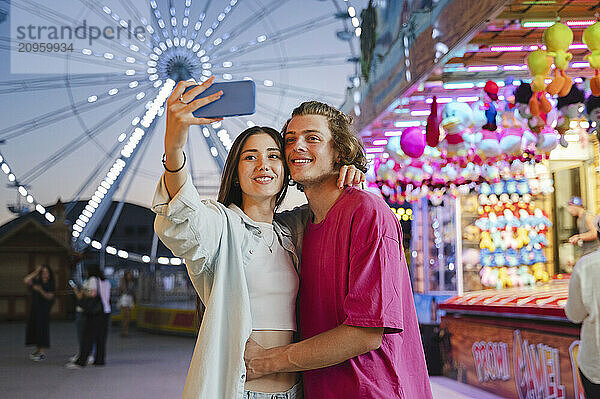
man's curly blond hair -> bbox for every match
[282,101,368,173]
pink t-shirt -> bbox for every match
[298,188,432,399]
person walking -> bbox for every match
[118,270,136,337]
[567,196,600,256]
[566,216,600,398]
[66,265,111,368]
[24,265,55,362]
[244,101,433,399]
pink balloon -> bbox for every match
[400,127,426,158]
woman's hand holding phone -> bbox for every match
[164,76,223,155]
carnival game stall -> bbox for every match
[350,0,600,394]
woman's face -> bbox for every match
[237,133,284,205]
[40,267,49,282]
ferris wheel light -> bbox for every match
[263,80,273,87]
[210,147,218,157]
[170,258,182,265]
[73,224,83,232]
[8,173,15,181]
[147,60,157,67]
[26,195,34,203]
[106,246,117,255]
[158,257,169,265]
[108,88,119,96]
[91,195,101,203]
[214,38,222,46]
[223,61,233,68]
[153,47,162,55]
[45,213,55,223]
[129,44,139,52]
[230,0,237,5]
[119,20,128,28]
[355,28,361,36]
[142,255,151,263]
[154,80,163,88]
[174,37,180,47]
[159,42,167,51]
[166,39,173,48]
[351,17,360,28]
[126,57,136,63]
[158,19,165,29]
[84,237,92,244]
[202,127,210,137]
[72,231,80,237]
[183,17,189,27]
[348,6,356,17]
[87,96,98,103]
[200,56,210,63]
[205,28,214,37]
[202,63,212,69]
[1,163,10,174]
[257,35,267,43]
[91,240,102,249]
[118,250,129,259]
[150,0,157,9]
[103,6,111,14]
[131,116,140,125]
[82,209,93,218]
[223,73,232,80]
[35,204,45,214]
[212,121,222,128]
[247,120,256,127]
[147,68,157,74]
[195,21,202,31]
[18,186,27,196]
[202,70,212,77]
[79,215,89,223]
[171,17,177,27]
[82,48,92,55]
[85,205,95,213]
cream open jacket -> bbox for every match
[152,174,309,399]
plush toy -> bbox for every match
[583,21,600,96]
[532,263,550,283]
[536,125,559,154]
[518,265,536,286]
[527,50,553,116]
[499,126,524,155]
[496,267,511,289]
[440,102,473,161]
[585,95,600,139]
[400,126,426,158]
[555,84,585,147]
[543,22,574,96]
[480,249,493,267]
[515,227,530,248]
[441,163,459,183]
[480,231,495,252]
[426,96,441,147]
[481,81,499,131]
[480,266,498,287]
[506,266,520,286]
[463,248,480,268]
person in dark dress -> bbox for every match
[24,264,55,361]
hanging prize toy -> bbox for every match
[481,80,499,131]
[440,101,473,163]
[526,49,553,116]
[426,96,441,147]
[583,21,600,96]
[543,22,573,96]
[556,84,585,147]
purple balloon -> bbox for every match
[400,127,426,158]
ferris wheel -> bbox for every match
[0,0,365,261]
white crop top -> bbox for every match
[245,222,299,331]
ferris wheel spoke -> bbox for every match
[188,0,213,42]
[213,53,353,74]
[204,0,290,59]
[65,138,125,215]
[192,0,240,52]
[0,73,139,95]
[0,81,153,141]
[19,98,149,184]
[209,14,336,62]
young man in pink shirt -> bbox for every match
[244,101,432,398]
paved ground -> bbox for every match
[1,321,504,398]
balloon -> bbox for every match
[400,127,426,158]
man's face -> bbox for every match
[567,204,579,217]
[284,114,338,187]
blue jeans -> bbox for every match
[245,381,302,399]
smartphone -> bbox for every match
[68,279,77,288]
[183,80,256,118]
